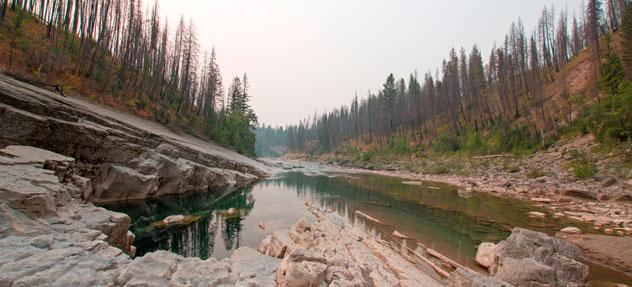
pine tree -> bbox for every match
[622,3,632,78]
[381,74,397,135]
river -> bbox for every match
[104,170,632,286]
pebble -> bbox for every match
[560,227,582,235]
[528,211,546,219]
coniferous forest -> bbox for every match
[258,0,632,158]
[0,0,258,156]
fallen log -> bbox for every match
[473,154,513,159]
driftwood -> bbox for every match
[355,210,384,224]
[472,154,513,159]
[406,246,451,278]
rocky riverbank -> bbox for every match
[276,136,632,276]
[0,145,279,286]
[0,145,599,286]
[0,74,270,203]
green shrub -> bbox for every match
[566,150,597,179]
[587,82,632,142]
[390,136,411,154]
[359,150,375,162]
[424,164,451,174]
[432,132,461,153]
[526,169,546,178]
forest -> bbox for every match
[258,0,632,158]
[0,0,258,156]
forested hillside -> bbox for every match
[259,0,632,158]
[0,0,258,156]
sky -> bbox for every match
[149,0,584,126]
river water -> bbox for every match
[104,171,632,286]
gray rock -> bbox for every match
[448,267,514,287]
[490,228,589,287]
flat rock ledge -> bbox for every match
[0,146,277,287]
[256,204,512,287]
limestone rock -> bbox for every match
[162,215,185,225]
[561,227,582,235]
[257,229,293,258]
[490,228,589,287]
[528,211,546,219]
[475,242,497,269]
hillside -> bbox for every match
[0,2,258,156]
[259,2,632,163]
[0,73,269,202]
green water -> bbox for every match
[103,172,632,286]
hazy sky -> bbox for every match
[150,0,583,126]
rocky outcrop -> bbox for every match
[477,228,589,287]
[115,248,279,287]
[257,206,448,287]
[0,74,268,203]
[0,146,278,287]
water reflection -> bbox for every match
[104,172,593,271]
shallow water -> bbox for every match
[104,171,632,286]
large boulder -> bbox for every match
[90,151,259,203]
[483,228,589,287]
[475,242,497,269]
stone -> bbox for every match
[530,197,553,203]
[475,242,497,269]
[257,229,293,258]
[278,260,328,287]
[561,227,582,235]
[528,211,546,219]
[489,228,588,287]
[0,145,74,166]
[601,177,617,187]
[392,230,410,239]
[92,164,159,203]
[447,267,514,287]
[162,214,185,225]
[562,188,599,200]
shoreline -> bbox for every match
[265,156,632,278]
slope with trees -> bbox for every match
[262,1,631,165]
[0,0,258,156]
